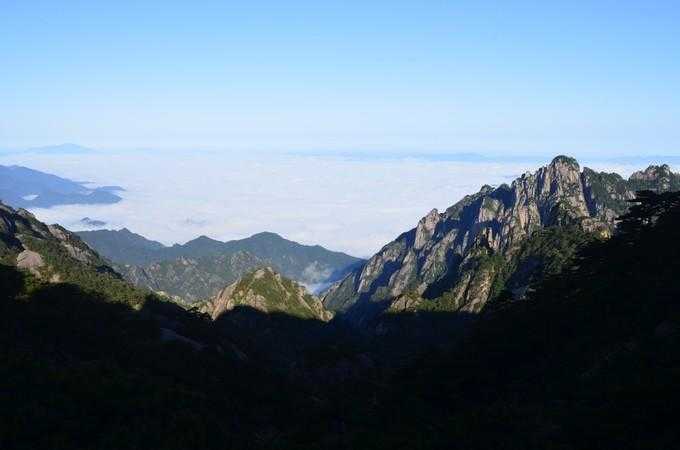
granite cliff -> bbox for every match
[323,156,679,324]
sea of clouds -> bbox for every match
[0,149,659,257]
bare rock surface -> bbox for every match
[323,156,680,324]
[16,249,44,271]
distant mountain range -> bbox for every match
[0,143,97,156]
[0,164,123,208]
[76,228,364,301]
[25,143,96,155]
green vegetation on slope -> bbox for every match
[352,190,680,449]
[21,235,151,307]
[3,191,680,449]
[78,229,363,302]
[208,267,332,321]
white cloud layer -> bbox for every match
[0,150,658,257]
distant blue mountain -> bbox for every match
[80,217,108,227]
[0,165,123,208]
[26,143,96,154]
[0,143,97,156]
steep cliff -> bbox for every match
[323,156,678,324]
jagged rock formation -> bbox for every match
[0,201,103,274]
[323,156,679,324]
[201,267,333,321]
[0,200,165,310]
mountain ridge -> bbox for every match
[2,165,680,448]
[0,164,122,208]
[323,156,680,325]
[77,228,363,302]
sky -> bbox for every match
[2,1,679,154]
[1,1,680,256]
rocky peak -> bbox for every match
[630,164,672,181]
[414,208,440,249]
[538,155,583,193]
[323,156,680,325]
[550,155,580,168]
[628,164,680,192]
[202,267,333,321]
[16,208,37,220]
[0,201,108,277]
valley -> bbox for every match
[2,156,680,449]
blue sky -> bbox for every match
[2,1,680,155]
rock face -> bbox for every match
[201,267,333,322]
[0,201,103,276]
[323,156,679,324]
[16,249,44,272]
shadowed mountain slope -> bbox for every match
[2,188,680,448]
[358,190,680,449]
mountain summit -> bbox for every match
[201,267,333,321]
[323,156,680,324]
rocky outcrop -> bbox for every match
[323,156,678,324]
[16,249,44,274]
[0,201,104,278]
[201,267,333,321]
[629,164,680,192]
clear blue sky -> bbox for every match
[2,1,679,155]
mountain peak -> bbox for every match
[630,164,674,180]
[323,157,679,323]
[202,267,333,321]
[185,235,222,245]
[550,155,580,168]
[249,231,284,240]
